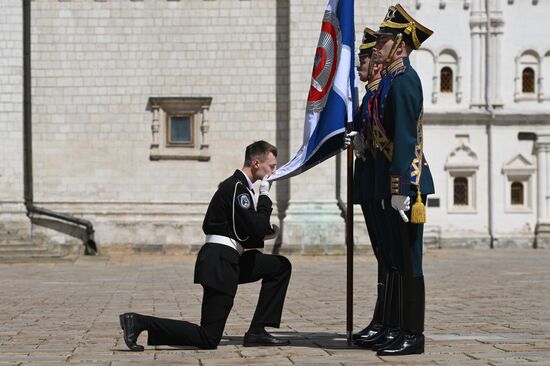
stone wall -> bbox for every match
[2,0,549,253]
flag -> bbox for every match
[269,0,357,181]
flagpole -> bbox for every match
[346,137,354,345]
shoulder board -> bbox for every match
[387,59,407,79]
[391,65,407,79]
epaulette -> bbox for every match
[387,59,406,78]
[367,79,381,92]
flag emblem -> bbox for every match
[307,11,341,114]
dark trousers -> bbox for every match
[144,250,292,349]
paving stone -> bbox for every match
[0,249,548,364]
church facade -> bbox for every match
[1,0,549,255]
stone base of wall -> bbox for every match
[1,202,540,256]
[435,235,534,249]
[535,222,550,249]
[0,203,32,244]
[282,201,346,246]
[98,243,375,259]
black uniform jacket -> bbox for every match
[194,170,273,295]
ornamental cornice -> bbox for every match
[424,112,550,126]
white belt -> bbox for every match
[205,234,244,255]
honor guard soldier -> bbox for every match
[119,141,292,351]
[351,27,388,344]
[357,4,435,356]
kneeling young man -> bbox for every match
[120,141,292,351]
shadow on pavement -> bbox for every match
[113,332,366,351]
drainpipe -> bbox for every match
[485,0,495,249]
[23,0,97,255]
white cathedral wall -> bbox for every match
[2,0,547,251]
[424,123,490,246]
[414,0,472,112]
[491,125,537,246]
[501,1,550,109]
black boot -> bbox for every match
[403,276,425,336]
[376,332,424,356]
[352,263,386,342]
[371,273,403,351]
[377,276,425,356]
[368,327,402,350]
[119,313,146,351]
[352,321,384,342]
[356,272,397,348]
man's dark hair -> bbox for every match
[244,140,277,167]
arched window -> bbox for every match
[511,182,524,205]
[440,66,453,93]
[522,67,535,93]
[453,177,468,205]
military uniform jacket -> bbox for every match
[194,169,273,295]
[372,57,434,200]
[353,79,381,204]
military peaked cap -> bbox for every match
[376,4,433,49]
[358,27,377,57]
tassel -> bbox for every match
[411,191,426,224]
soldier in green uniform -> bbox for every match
[362,4,435,356]
[351,27,388,345]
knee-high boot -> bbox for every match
[357,271,399,348]
[371,272,402,350]
[377,275,425,356]
[352,262,386,342]
[371,261,386,324]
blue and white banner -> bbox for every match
[269,0,357,181]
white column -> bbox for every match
[456,68,463,103]
[536,144,547,221]
[470,27,481,107]
[150,104,160,159]
[432,74,439,104]
[469,8,486,109]
[535,135,550,248]
[514,56,521,100]
[538,76,544,101]
[200,105,210,150]
[490,14,504,107]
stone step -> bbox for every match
[0,247,51,254]
[0,239,34,246]
[0,243,80,263]
[0,254,77,264]
[0,243,45,251]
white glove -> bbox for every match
[259,176,271,195]
[391,195,410,223]
[344,131,358,149]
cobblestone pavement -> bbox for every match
[0,248,549,365]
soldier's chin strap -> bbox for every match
[385,33,403,63]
